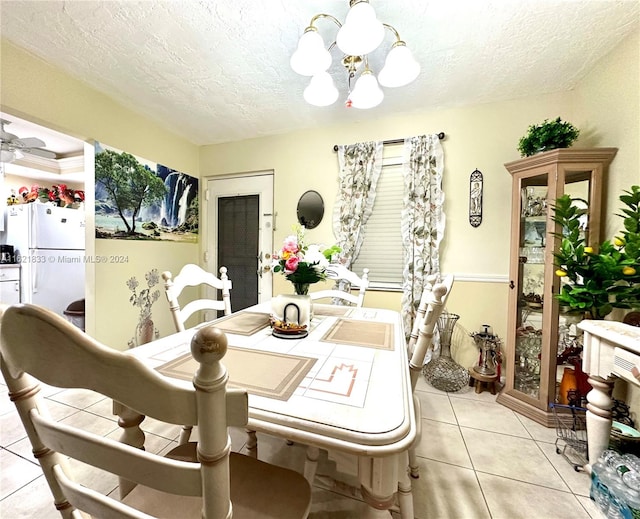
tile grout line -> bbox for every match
[448,392,494,518]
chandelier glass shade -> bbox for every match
[303,72,340,107]
[350,68,384,109]
[290,30,332,77]
[291,0,419,109]
[378,42,421,87]
[336,2,385,57]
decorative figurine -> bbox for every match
[6,189,19,206]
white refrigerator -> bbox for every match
[2,203,85,316]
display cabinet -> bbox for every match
[496,148,617,427]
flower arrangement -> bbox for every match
[40,184,85,206]
[552,186,640,319]
[517,117,580,157]
[18,183,85,207]
[272,225,341,295]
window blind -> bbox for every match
[352,161,404,288]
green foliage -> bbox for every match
[95,149,167,234]
[322,245,342,260]
[182,196,199,232]
[273,261,325,284]
[517,117,580,157]
[552,186,640,318]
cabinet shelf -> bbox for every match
[496,147,617,427]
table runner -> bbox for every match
[320,318,394,350]
[157,347,316,401]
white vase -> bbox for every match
[271,294,312,327]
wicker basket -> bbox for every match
[609,422,640,456]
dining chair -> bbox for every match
[162,264,235,444]
[309,264,369,307]
[406,274,439,354]
[388,275,455,519]
[0,303,311,519]
[407,274,454,477]
[162,263,232,333]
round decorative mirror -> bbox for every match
[296,190,324,229]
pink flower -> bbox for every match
[284,256,299,273]
[282,235,299,254]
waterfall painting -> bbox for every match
[94,142,198,242]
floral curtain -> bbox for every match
[401,134,445,335]
[332,141,383,269]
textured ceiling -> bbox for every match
[0,0,638,149]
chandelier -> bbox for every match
[290,0,420,109]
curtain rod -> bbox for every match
[332,132,445,152]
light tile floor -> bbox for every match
[0,375,603,519]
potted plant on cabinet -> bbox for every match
[517,117,580,157]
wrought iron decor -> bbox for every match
[469,169,483,227]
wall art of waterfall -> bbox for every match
[94,142,199,243]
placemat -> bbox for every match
[320,318,394,350]
[314,306,353,317]
[201,311,271,336]
[157,347,316,401]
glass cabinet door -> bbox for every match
[515,178,548,401]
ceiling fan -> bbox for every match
[1,118,56,163]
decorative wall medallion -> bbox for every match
[469,169,483,227]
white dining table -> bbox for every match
[127,302,417,518]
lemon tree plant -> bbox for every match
[552,185,640,319]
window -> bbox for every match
[351,155,404,290]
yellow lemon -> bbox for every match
[583,246,593,254]
[613,236,625,247]
[622,266,636,276]
[555,269,567,277]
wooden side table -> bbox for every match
[469,369,498,395]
